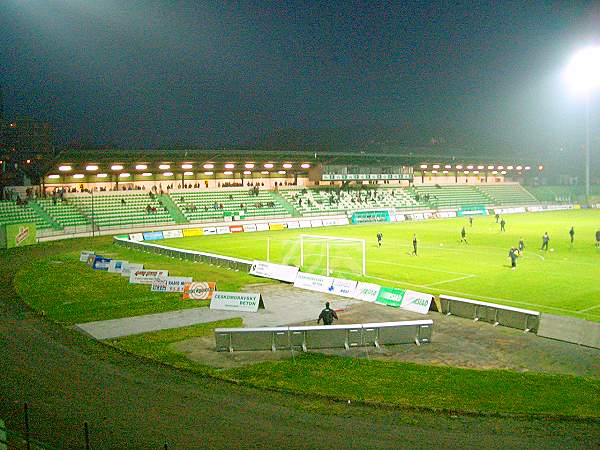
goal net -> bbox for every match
[296,234,366,277]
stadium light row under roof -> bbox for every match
[55,162,311,172]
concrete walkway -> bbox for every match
[75,284,358,340]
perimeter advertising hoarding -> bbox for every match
[120,263,144,277]
[92,256,112,270]
[79,251,95,262]
[210,292,264,313]
[243,224,258,232]
[2,223,37,249]
[353,282,381,302]
[293,272,334,293]
[151,276,194,292]
[250,260,299,283]
[351,210,391,224]
[162,229,183,239]
[108,260,128,273]
[129,233,144,241]
[183,228,203,237]
[182,282,216,300]
[143,231,164,241]
[129,270,169,285]
[375,287,432,314]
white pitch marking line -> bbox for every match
[423,274,476,287]
[577,304,600,313]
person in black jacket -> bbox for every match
[317,302,338,326]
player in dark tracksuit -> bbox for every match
[508,247,518,269]
[412,234,418,256]
[569,226,575,245]
[460,226,468,244]
[518,238,525,254]
[541,232,550,251]
[500,218,506,232]
[596,230,600,248]
[377,232,383,247]
[317,302,338,325]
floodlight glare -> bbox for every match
[48,174,60,179]
[564,46,600,94]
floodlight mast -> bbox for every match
[564,46,600,202]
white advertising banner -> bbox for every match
[121,263,144,277]
[243,223,258,232]
[336,217,350,225]
[286,221,300,229]
[293,272,334,293]
[256,223,270,232]
[401,290,434,315]
[494,207,526,215]
[436,211,457,218]
[202,227,217,235]
[79,251,95,262]
[322,218,338,227]
[411,213,425,220]
[129,233,144,241]
[216,226,231,234]
[108,260,128,273]
[210,292,264,312]
[394,214,406,222]
[162,229,184,239]
[249,260,299,283]
[353,282,381,302]
[129,269,169,285]
[310,219,323,227]
[298,220,312,228]
[151,276,193,292]
[327,278,358,297]
[527,206,544,212]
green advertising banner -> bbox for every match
[375,286,406,307]
[3,223,37,249]
[351,210,391,224]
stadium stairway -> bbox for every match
[158,194,189,224]
[271,190,302,217]
[28,200,62,230]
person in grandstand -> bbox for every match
[596,229,600,248]
[518,237,525,254]
[500,218,506,232]
[412,234,418,256]
[569,226,575,245]
[541,232,550,251]
[377,232,383,247]
[317,302,338,326]
[508,247,519,269]
[460,226,468,244]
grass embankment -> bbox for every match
[10,236,265,324]
[109,323,600,419]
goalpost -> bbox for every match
[300,234,366,276]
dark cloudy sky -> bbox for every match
[1,0,599,156]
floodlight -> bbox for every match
[243,170,251,175]
[181,164,193,169]
[97,173,108,178]
[73,174,84,179]
[184,171,193,176]
[142,172,152,177]
[264,163,274,169]
[48,174,60,179]
[564,46,600,94]
[203,163,214,169]
[135,164,147,170]
[111,164,123,171]
[278,170,286,174]
[159,164,170,170]
[224,163,235,169]
[204,171,214,176]
[244,163,254,169]
[300,163,311,169]
[119,173,130,178]
[282,163,292,169]
[223,170,233,175]
[163,172,173,176]
[58,165,72,171]
[85,165,98,171]
[420,164,428,169]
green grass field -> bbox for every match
[157,210,600,321]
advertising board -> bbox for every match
[293,272,334,293]
[326,278,357,297]
[210,292,264,312]
[129,269,169,285]
[286,221,300,229]
[351,210,391,224]
[202,227,217,235]
[151,276,194,292]
[375,286,432,314]
[269,223,285,231]
[183,228,203,237]
[121,263,144,277]
[310,219,323,227]
[162,229,184,239]
[80,251,95,262]
[243,224,258,232]
[108,260,128,273]
[129,233,144,241]
[182,282,216,300]
[216,226,230,234]
[3,223,37,248]
[229,225,244,233]
[92,256,112,270]
[250,260,299,283]
[353,282,381,302]
[298,220,312,228]
[256,223,270,231]
[142,231,164,241]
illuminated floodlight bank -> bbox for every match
[58,165,71,171]
[564,46,600,94]
[48,174,60,179]
[85,165,98,171]
[135,164,147,170]
[111,164,123,171]
[203,163,214,169]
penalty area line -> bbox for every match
[423,274,476,287]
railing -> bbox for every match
[214,320,433,352]
[439,295,540,333]
[113,237,253,272]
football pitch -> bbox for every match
[157,210,600,321]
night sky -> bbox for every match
[1,1,598,157]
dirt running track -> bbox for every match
[0,298,598,449]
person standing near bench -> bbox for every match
[317,302,338,326]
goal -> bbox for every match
[299,234,366,276]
